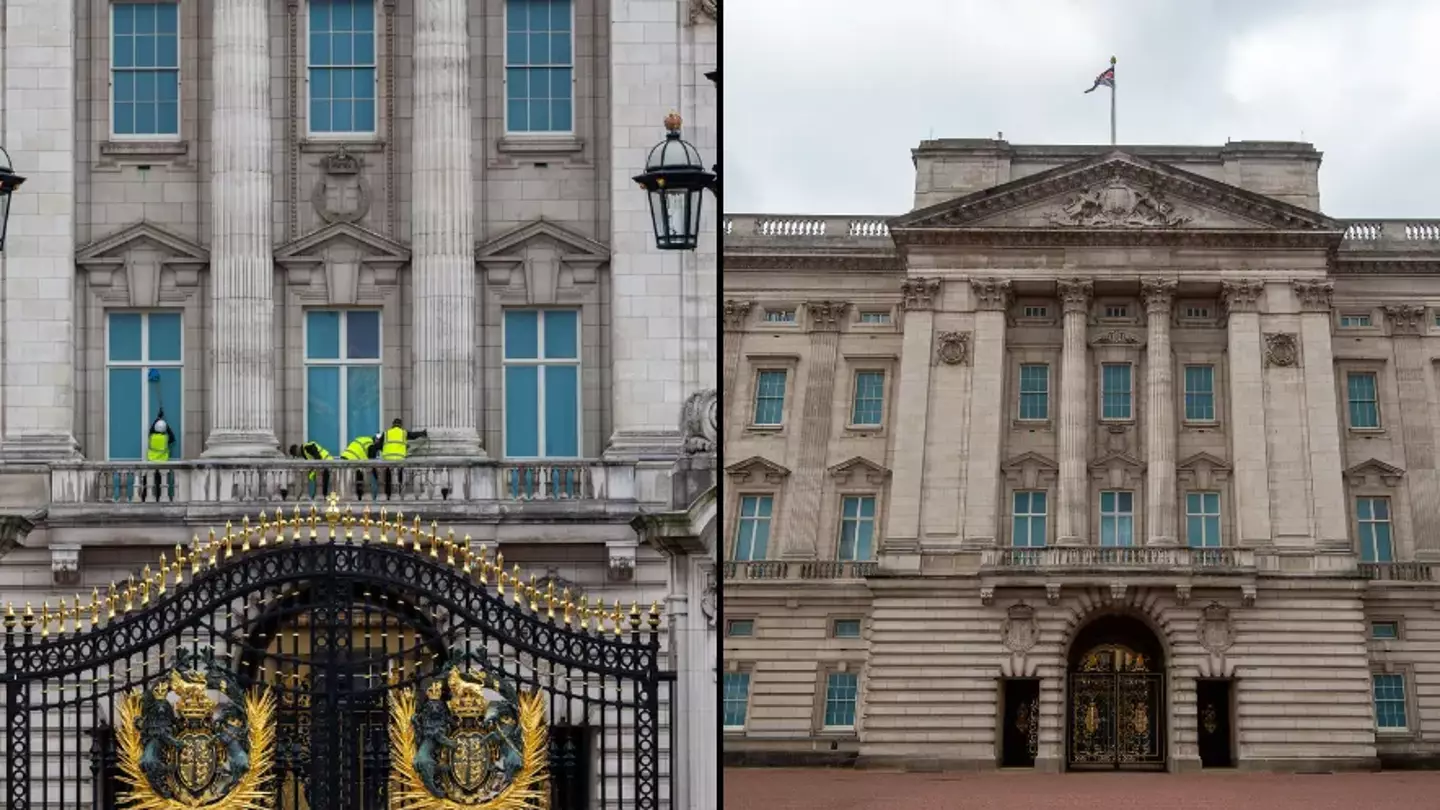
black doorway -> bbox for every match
[1197,679,1234,768]
[1001,679,1041,767]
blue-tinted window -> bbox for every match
[823,672,859,728]
[309,0,377,134]
[1371,621,1399,640]
[851,371,884,426]
[722,672,750,729]
[1373,673,1407,729]
[1101,363,1132,420]
[833,619,862,639]
[753,371,786,426]
[106,312,184,460]
[112,3,180,136]
[726,620,755,638]
[1348,372,1380,429]
[1012,491,1047,548]
[1186,492,1221,548]
[503,309,582,458]
[1099,490,1135,547]
[734,495,772,561]
[304,310,381,454]
[1018,364,1049,420]
[838,496,876,561]
[1184,365,1215,422]
[505,0,574,133]
[1358,497,1393,562]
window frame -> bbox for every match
[848,369,887,428]
[1184,491,1222,548]
[1345,370,1383,431]
[1017,363,1051,422]
[500,308,584,460]
[818,668,861,732]
[303,0,382,140]
[1010,489,1048,548]
[725,618,756,638]
[731,493,775,562]
[750,368,789,428]
[1099,362,1135,422]
[722,667,753,732]
[761,308,798,325]
[1098,489,1136,548]
[1371,670,1412,734]
[502,0,578,137]
[1338,313,1373,329]
[302,308,385,453]
[104,310,186,461]
[831,618,863,639]
[1182,364,1217,424]
[836,494,878,562]
[108,1,183,141]
[855,310,893,327]
[1356,495,1395,563]
[1370,620,1401,641]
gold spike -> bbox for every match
[241,518,252,552]
[496,567,507,597]
[191,535,203,574]
[40,602,51,637]
[610,600,623,637]
[429,522,440,558]
[648,600,661,630]
[377,507,390,545]
[57,599,68,635]
[107,585,118,619]
[361,506,373,543]
[445,529,456,566]
[528,575,539,612]
[461,536,473,573]
[476,546,489,584]
[562,588,574,626]
[412,518,423,553]
[157,555,169,594]
[290,505,304,543]
[222,528,233,560]
[140,569,152,606]
[123,579,135,612]
[3,603,14,630]
[91,589,102,627]
[578,596,589,631]
[257,511,269,547]
[546,581,557,621]
[629,602,641,631]
[512,565,523,605]
[173,555,184,587]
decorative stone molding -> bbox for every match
[1056,278,1094,314]
[970,278,1013,311]
[806,300,850,331]
[724,456,792,485]
[1384,304,1427,337]
[76,222,210,307]
[1263,333,1299,367]
[1089,330,1142,346]
[1292,280,1334,312]
[274,222,410,304]
[1045,176,1192,228]
[828,456,891,486]
[606,542,637,583]
[723,299,753,331]
[681,389,718,456]
[1196,602,1236,653]
[1174,584,1191,607]
[1140,278,1178,315]
[700,566,717,630]
[900,277,942,311]
[1089,452,1145,489]
[312,146,372,225]
[1045,583,1062,606]
[1220,279,1264,314]
[1177,452,1232,491]
[1241,584,1257,608]
[536,568,580,597]
[51,545,81,586]
[1001,602,1040,653]
[935,331,971,366]
[688,0,718,24]
[475,219,610,304]
[1344,458,1406,488]
[980,586,995,607]
[1109,580,1127,602]
[1002,452,1060,490]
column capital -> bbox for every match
[1141,278,1178,317]
[900,277,942,311]
[1056,278,1093,314]
[1221,279,1263,314]
[1291,279,1334,313]
[970,278,1012,311]
[722,299,753,331]
[806,300,850,331]
[1384,304,1427,337]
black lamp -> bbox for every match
[0,147,26,252]
[632,112,717,251]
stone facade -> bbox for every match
[723,138,1440,772]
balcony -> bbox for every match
[722,560,878,581]
[1358,562,1439,583]
[981,546,1256,572]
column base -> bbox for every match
[1146,535,1178,547]
[604,429,683,459]
[0,433,81,461]
[412,428,486,459]
[202,430,281,459]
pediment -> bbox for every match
[476,219,610,304]
[475,218,609,263]
[1002,452,1059,489]
[274,222,410,264]
[77,222,209,307]
[1177,452,1231,472]
[275,223,410,305]
[1002,451,1059,472]
[1177,452,1232,489]
[77,221,208,265]
[1090,451,1145,472]
[827,456,890,485]
[724,456,791,485]
[889,152,1345,248]
[1344,458,1405,487]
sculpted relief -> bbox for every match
[1047,178,1192,228]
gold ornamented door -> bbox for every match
[1067,643,1164,769]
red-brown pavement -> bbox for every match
[723,767,1440,810]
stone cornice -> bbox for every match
[890,227,1340,251]
[723,250,902,274]
[971,278,1013,311]
[1292,279,1334,312]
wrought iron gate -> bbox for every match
[1067,643,1164,769]
[1,496,673,810]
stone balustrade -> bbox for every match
[722,214,892,241]
[1358,562,1438,582]
[722,560,878,581]
[981,546,1255,571]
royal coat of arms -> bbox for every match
[116,649,276,810]
[389,652,548,810]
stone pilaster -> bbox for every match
[1142,279,1178,546]
[0,0,80,459]
[778,301,848,559]
[1222,280,1272,546]
[883,279,940,560]
[961,279,1011,548]
[409,0,482,456]
[204,0,280,457]
[1294,280,1348,551]
[1056,278,1093,546]
[1384,304,1440,559]
[721,300,752,434]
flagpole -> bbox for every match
[1110,56,1117,146]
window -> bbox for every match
[1022,305,1048,318]
[1104,305,1129,319]
[1347,372,1380,429]
[838,496,876,561]
[1183,306,1211,319]
[304,310,381,456]
[1018,364,1049,420]
[858,311,890,324]
[823,671,860,729]
[1099,490,1135,547]
[722,672,750,730]
[503,309,581,458]
[1340,314,1372,328]
[1184,365,1216,422]
[1371,621,1399,641]
[763,309,796,324]
[1011,491,1047,548]
[505,0,574,133]
[1373,673,1407,730]
[851,371,885,426]
[308,0,378,135]
[1101,363,1133,420]
[1186,492,1221,548]
[1357,497,1394,562]
[832,619,862,639]
[111,3,180,137]
[107,312,184,459]
[726,619,755,638]
[733,496,773,561]
[752,370,787,426]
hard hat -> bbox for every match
[153,418,168,433]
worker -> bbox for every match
[289,441,334,496]
[380,418,429,498]
[147,411,175,502]
[340,433,381,499]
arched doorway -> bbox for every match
[1066,614,1166,770]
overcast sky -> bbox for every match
[724,0,1440,219]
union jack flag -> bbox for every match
[1085,65,1115,93]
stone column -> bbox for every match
[1142,279,1178,546]
[1056,279,1094,546]
[883,279,941,562]
[961,279,1011,547]
[721,300,752,432]
[1294,281,1348,551]
[1385,305,1440,560]
[1222,280,1272,546]
[409,0,482,456]
[778,301,848,559]
[204,0,280,457]
[0,0,80,459]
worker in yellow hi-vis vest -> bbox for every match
[340,433,381,499]
[380,418,429,499]
[146,410,175,502]
[289,441,334,496]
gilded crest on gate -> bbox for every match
[390,651,549,810]
[116,648,276,810]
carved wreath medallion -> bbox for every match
[1001,602,1040,653]
[1196,602,1236,654]
[935,331,970,365]
[1263,332,1298,367]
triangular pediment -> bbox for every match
[1344,458,1405,486]
[1002,452,1059,489]
[77,221,208,264]
[890,152,1344,241]
[274,222,410,263]
[475,218,609,262]
[1002,451,1059,472]
[827,456,890,484]
[1177,452,1232,472]
[724,456,791,484]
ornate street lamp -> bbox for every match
[0,147,27,252]
[633,70,720,251]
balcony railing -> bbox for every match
[48,460,638,506]
[722,560,878,581]
[981,546,1255,570]
[1358,562,1438,582]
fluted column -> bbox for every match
[961,279,1011,548]
[1384,304,1440,560]
[1294,280,1348,551]
[1142,279,1178,546]
[1222,280,1272,546]
[411,0,482,456]
[778,301,849,559]
[883,279,940,559]
[1056,279,1093,546]
[721,300,752,431]
[204,0,279,457]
